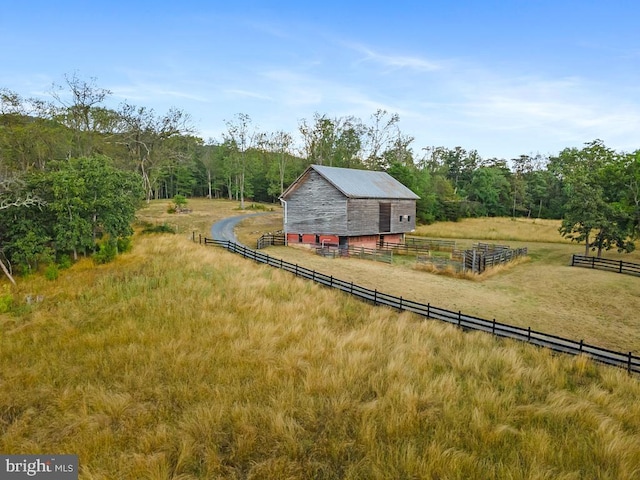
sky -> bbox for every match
[1,0,639,161]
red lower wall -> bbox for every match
[287,233,402,247]
[347,235,379,249]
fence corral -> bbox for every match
[256,232,286,249]
[571,255,640,277]
[316,245,393,263]
[380,241,431,256]
[199,236,639,375]
[405,236,457,252]
[347,245,393,264]
[464,243,528,273]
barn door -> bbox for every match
[379,202,391,233]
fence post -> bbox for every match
[373,289,378,305]
[427,303,430,318]
[620,260,623,274]
[398,296,403,312]
[350,282,354,294]
[579,339,583,353]
[458,311,462,327]
[527,327,531,342]
[295,264,298,276]
[199,234,202,244]
[628,352,633,374]
[571,254,575,266]
[591,257,595,269]
[492,319,496,334]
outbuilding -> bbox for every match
[280,164,419,248]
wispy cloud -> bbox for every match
[348,43,442,72]
[110,83,209,103]
[224,89,272,101]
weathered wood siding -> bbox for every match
[346,199,416,235]
[346,199,380,235]
[389,199,417,233]
[285,170,348,235]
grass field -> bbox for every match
[233,207,640,354]
[2,199,640,479]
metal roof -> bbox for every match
[308,164,420,199]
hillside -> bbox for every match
[1,201,639,478]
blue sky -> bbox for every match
[1,1,639,160]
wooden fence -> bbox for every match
[464,245,528,273]
[314,245,393,263]
[380,241,431,256]
[199,236,640,375]
[347,245,393,263]
[256,233,286,249]
[571,255,640,277]
[405,236,457,252]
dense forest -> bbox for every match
[1,74,639,279]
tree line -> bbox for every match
[1,74,639,280]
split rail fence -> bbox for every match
[571,255,640,277]
[197,235,639,375]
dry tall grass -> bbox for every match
[415,216,573,244]
[234,209,640,354]
[2,217,640,478]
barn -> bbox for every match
[280,164,420,248]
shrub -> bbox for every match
[245,203,274,211]
[93,240,117,264]
[10,231,53,274]
[57,254,73,269]
[141,223,176,234]
[117,236,133,253]
[44,264,59,281]
[168,194,188,213]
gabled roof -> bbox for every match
[281,164,420,200]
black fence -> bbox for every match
[199,237,640,375]
[571,255,640,277]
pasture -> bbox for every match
[235,207,640,354]
[1,199,639,479]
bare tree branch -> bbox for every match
[0,195,44,211]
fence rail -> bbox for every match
[571,255,640,277]
[200,236,639,375]
[256,233,286,249]
[380,241,431,256]
[347,245,393,263]
[405,236,456,252]
[464,246,528,273]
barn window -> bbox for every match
[407,215,411,222]
[399,215,403,222]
